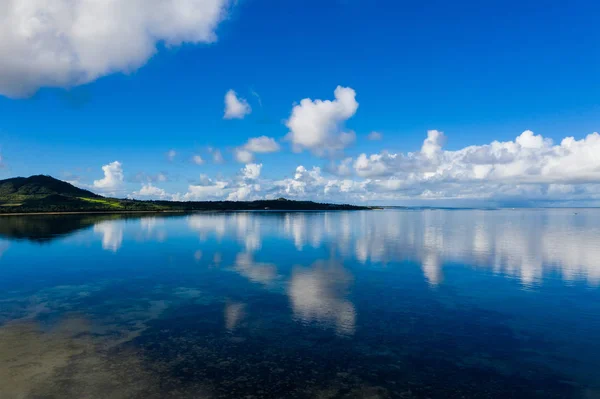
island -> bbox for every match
[0,175,371,214]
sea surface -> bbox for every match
[0,209,599,399]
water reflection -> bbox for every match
[1,210,599,398]
[225,302,246,332]
[138,217,167,242]
[0,241,8,258]
[233,252,278,287]
[2,210,599,286]
[182,210,600,286]
[288,260,356,336]
[93,221,124,252]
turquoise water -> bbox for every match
[0,209,599,398]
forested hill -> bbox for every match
[0,175,369,213]
[0,175,99,198]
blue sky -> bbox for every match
[0,0,599,205]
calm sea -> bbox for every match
[1,209,599,398]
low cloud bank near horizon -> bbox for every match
[115,130,600,206]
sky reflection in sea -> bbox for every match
[0,209,599,398]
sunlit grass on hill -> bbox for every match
[78,197,123,208]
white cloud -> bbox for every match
[227,184,259,201]
[224,89,251,119]
[130,183,169,200]
[233,136,280,164]
[0,0,231,98]
[242,136,280,153]
[286,86,358,154]
[420,129,446,159]
[166,149,177,162]
[178,177,229,201]
[353,152,397,178]
[328,129,600,202]
[93,161,124,192]
[241,163,262,180]
[235,148,254,163]
[127,129,600,205]
[192,155,204,165]
[357,130,600,184]
[367,131,383,141]
[227,164,262,200]
[212,149,225,164]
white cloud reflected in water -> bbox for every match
[184,210,600,287]
[0,241,9,258]
[224,302,246,332]
[348,210,600,286]
[233,253,278,287]
[93,221,123,252]
[288,260,356,336]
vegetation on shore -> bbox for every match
[0,175,370,214]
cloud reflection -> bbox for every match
[0,241,8,258]
[225,302,246,332]
[348,210,600,286]
[233,253,278,286]
[288,260,356,336]
[93,221,123,252]
[184,210,600,286]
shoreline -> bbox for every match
[0,208,371,216]
[0,210,191,217]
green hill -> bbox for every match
[0,175,99,198]
[0,175,369,214]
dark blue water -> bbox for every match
[0,209,599,398]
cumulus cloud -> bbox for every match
[242,136,280,153]
[286,86,358,154]
[226,164,263,200]
[166,149,177,162]
[349,130,600,184]
[233,136,280,163]
[234,148,254,163]
[128,130,600,205]
[93,161,124,192]
[367,131,383,141]
[328,129,600,202]
[192,155,204,165]
[224,89,251,119]
[176,175,229,201]
[0,0,231,98]
[130,183,169,200]
[227,184,260,201]
[241,163,262,180]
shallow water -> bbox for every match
[0,209,599,398]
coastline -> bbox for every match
[0,210,191,217]
[0,208,372,216]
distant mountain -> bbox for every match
[0,175,369,214]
